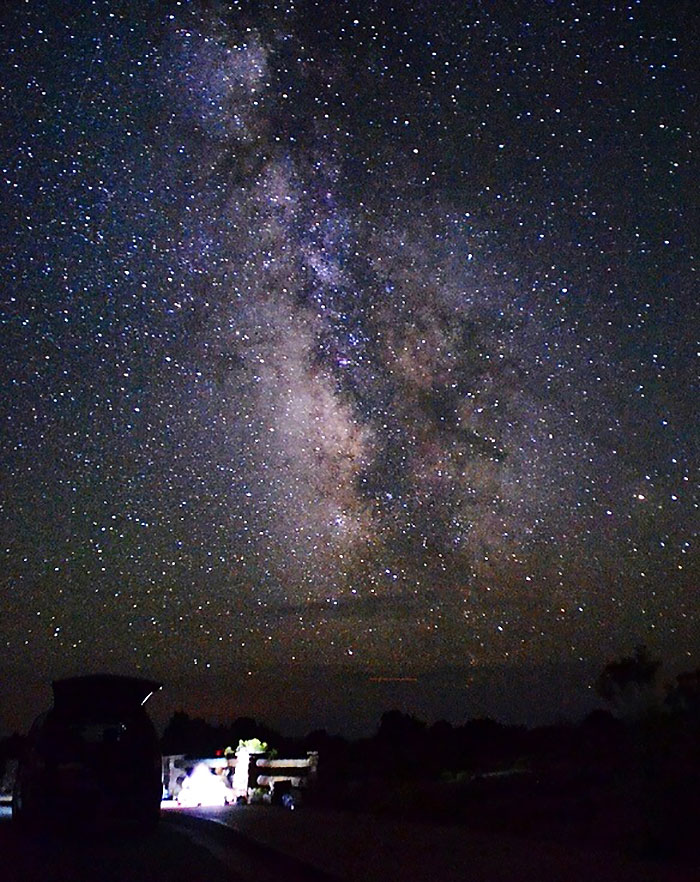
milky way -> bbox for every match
[1,0,697,733]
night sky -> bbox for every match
[1,0,697,738]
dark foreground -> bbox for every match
[2,803,698,882]
[176,803,700,882]
[0,808,235,882]
[0,805,340,882]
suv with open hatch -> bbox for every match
[12,674,162,830]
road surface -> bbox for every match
[0,804,327,882]
[2,802,697,882]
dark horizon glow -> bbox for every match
[1,0,697,738]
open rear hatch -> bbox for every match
[52,674,162,713]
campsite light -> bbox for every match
[177,763,229,807]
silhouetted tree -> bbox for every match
[161,711,219,755]
[666,667,700,721]
[595,645,662,718]
[0,732,26,783]
[372,710,429,775]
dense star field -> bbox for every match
[1,0,697,735]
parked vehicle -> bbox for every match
[12,674,162,830]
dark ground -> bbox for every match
[0,809,235,882]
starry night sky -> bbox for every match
[1,0,697,737]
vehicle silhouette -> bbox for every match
[12,674,162,830]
